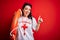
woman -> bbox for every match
[10,3,43,40]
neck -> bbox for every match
[24,15,28,18]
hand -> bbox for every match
[38,16,43,24]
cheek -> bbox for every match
[28,11,30,13]
[23,10,26,13]
[27,13,30,15]
[26,10,30,15]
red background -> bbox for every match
[0,0,60,40]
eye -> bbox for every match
[25,8,28,10]
[24,6,31,11]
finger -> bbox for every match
[39,16,41,18]
[38,16,41,20]
[41,18,43,22]
[38,16,41,19]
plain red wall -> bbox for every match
[0,0,60,40]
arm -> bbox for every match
[36,16,43,31]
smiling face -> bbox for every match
[23,5,31,17]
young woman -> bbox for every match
[10,3,43,40]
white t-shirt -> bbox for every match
[17,16,37,40]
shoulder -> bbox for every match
[18,16,23,21]
[32,16,37,22]
[32,16,36,21]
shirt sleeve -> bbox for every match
[32,17,37,31]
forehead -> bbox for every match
[24,5,31,9]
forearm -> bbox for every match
[36,22,41,31]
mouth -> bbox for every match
[26,13,27,14]
[26,12,29,14]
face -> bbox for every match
[23,5,31,17]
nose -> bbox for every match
[27,10,30,13]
